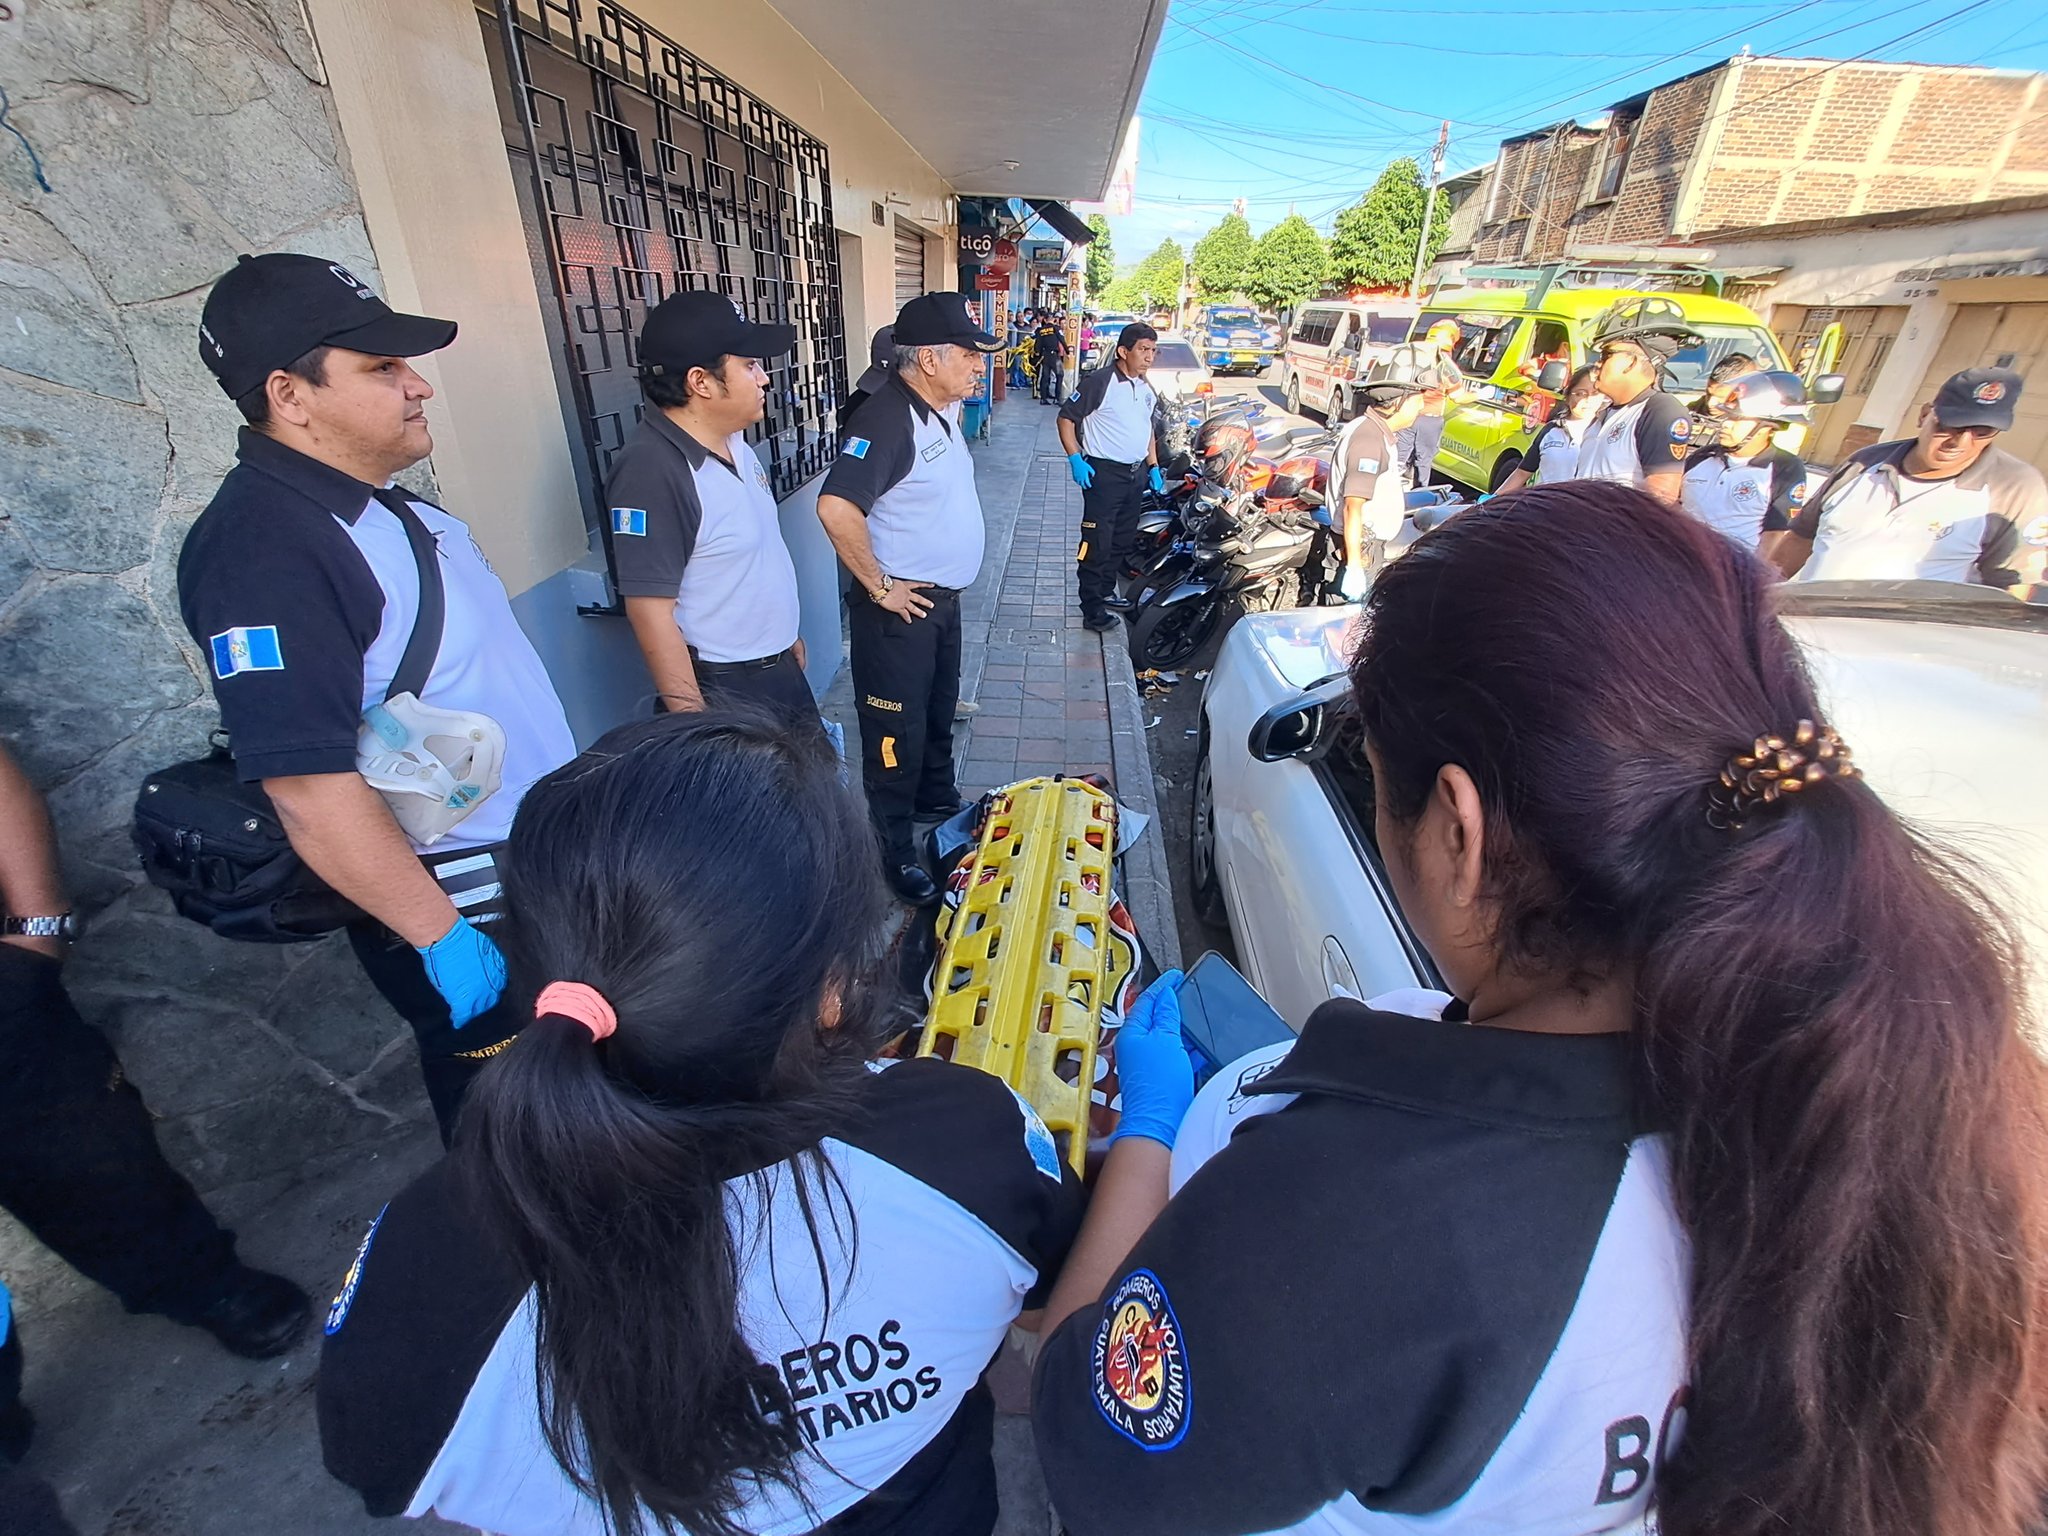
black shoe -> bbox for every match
[189,1267,312,1360]
[890,863,942,907]
[1082,611,1119,632]
[0,1399,33,1463]
[1101,593,1135,612]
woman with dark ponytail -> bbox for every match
[1031,480,2048,1536]
[318,711,1082,1535]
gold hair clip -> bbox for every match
[1706,719,1861,831]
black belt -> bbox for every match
[1084,455,1146,471]
[690,646,796,673]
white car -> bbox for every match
[1194,582,2048,1034]
[1146,333,1215,405]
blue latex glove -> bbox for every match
[1148,465,1166,494]
[416,916,507,1029]
[1110,969,1196,1150]
[1476,491,1495,503]
[1068,453,1096,490]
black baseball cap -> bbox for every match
[639,290,796,378]
[1932,367,2022,431]
[199,253,457,400]
[894,292,1002,352]
[853,326,896,394]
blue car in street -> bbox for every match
[1198,305,1280,374]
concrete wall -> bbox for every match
[1713,203,2048,442]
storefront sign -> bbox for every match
[1024,242,1064,265]
[974,272,1009,290]
[959,230,997,262]
[985,239,1019,276]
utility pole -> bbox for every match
[1408,121,1450,299]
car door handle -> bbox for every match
[1321,935,1360,1000]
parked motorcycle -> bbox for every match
[1127,485,1470,669]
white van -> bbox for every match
[1277,298,1420,422]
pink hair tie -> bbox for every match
[535,981,617,1043]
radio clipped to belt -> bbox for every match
[353,495,505,847]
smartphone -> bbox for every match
[1175,950,1293,1087]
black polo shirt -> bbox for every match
[177,429,575,850]
[1033,994,1689,1535]
[602,411,801,663]
[822,373,985,588]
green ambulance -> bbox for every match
[1418,266,1828,492]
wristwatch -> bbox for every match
[4,913,81,942]
[868,573,894,605]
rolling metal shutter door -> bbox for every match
[895,221,927,309]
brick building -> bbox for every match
[1468,56,2048,263]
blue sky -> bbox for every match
[1094,0,2048,262]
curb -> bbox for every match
[1100,629,1184,975]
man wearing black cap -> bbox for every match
[1059,322,1164,630]
[177,254,577,1139]
[1775,367,2047,591]
[816,293,1002,905]
[603,291,812,721]
[1332,361,1429,599]
[1569,303,1700,504]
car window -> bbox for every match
[1210,308,1258,324]
[1366,314,1412,345]
[1295,309,1335,346]
[1661,324,1784,393]
[1524,319,1570,367]
[1153,341,1202,369]
[1446,318,1518,377]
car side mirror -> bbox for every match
[1535,360,1568,392]
[1247,676,1351,763]
[1810,372,1845,405]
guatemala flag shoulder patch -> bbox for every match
[209,625,284,679]
[843,436,871,459]
[611,507,648,537]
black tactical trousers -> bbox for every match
[849,587,964,865]
[0,948,239,1350]
[1077,458,1145,617]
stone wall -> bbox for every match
[0,0,437,1231]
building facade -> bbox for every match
[1704,195,2048,473]
[0,0,1159,1193]
[1469,57,2048,264]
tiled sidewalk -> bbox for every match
[957,442,1114,792]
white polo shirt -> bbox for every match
[1058,364,1157,464]
[1680,442,1806,548]
[179,429,577,855]
[602,411,802,664]
[822,374,985,589]
[1793,439,2046,586]
[1573,390,1694,487]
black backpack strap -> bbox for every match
[371,487,446,702]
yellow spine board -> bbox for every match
[921,778,1127,1173]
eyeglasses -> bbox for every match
[1596,347,1640,367]
[1928,423,1997,441]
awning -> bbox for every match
[1028,199,1096,245]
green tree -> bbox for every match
[1327,158,1452,291]
[1245,215,1328,312]
[1190,213,1255,301]
[1084,214,1115,300]
[1128,238,1187,313]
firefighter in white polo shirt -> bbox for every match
[1774,367,2048,593]
[816,294,1002,907]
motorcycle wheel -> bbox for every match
[1130,594,1225,669]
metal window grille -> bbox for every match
[480,0,847,543]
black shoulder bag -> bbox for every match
[133,496,446,943]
